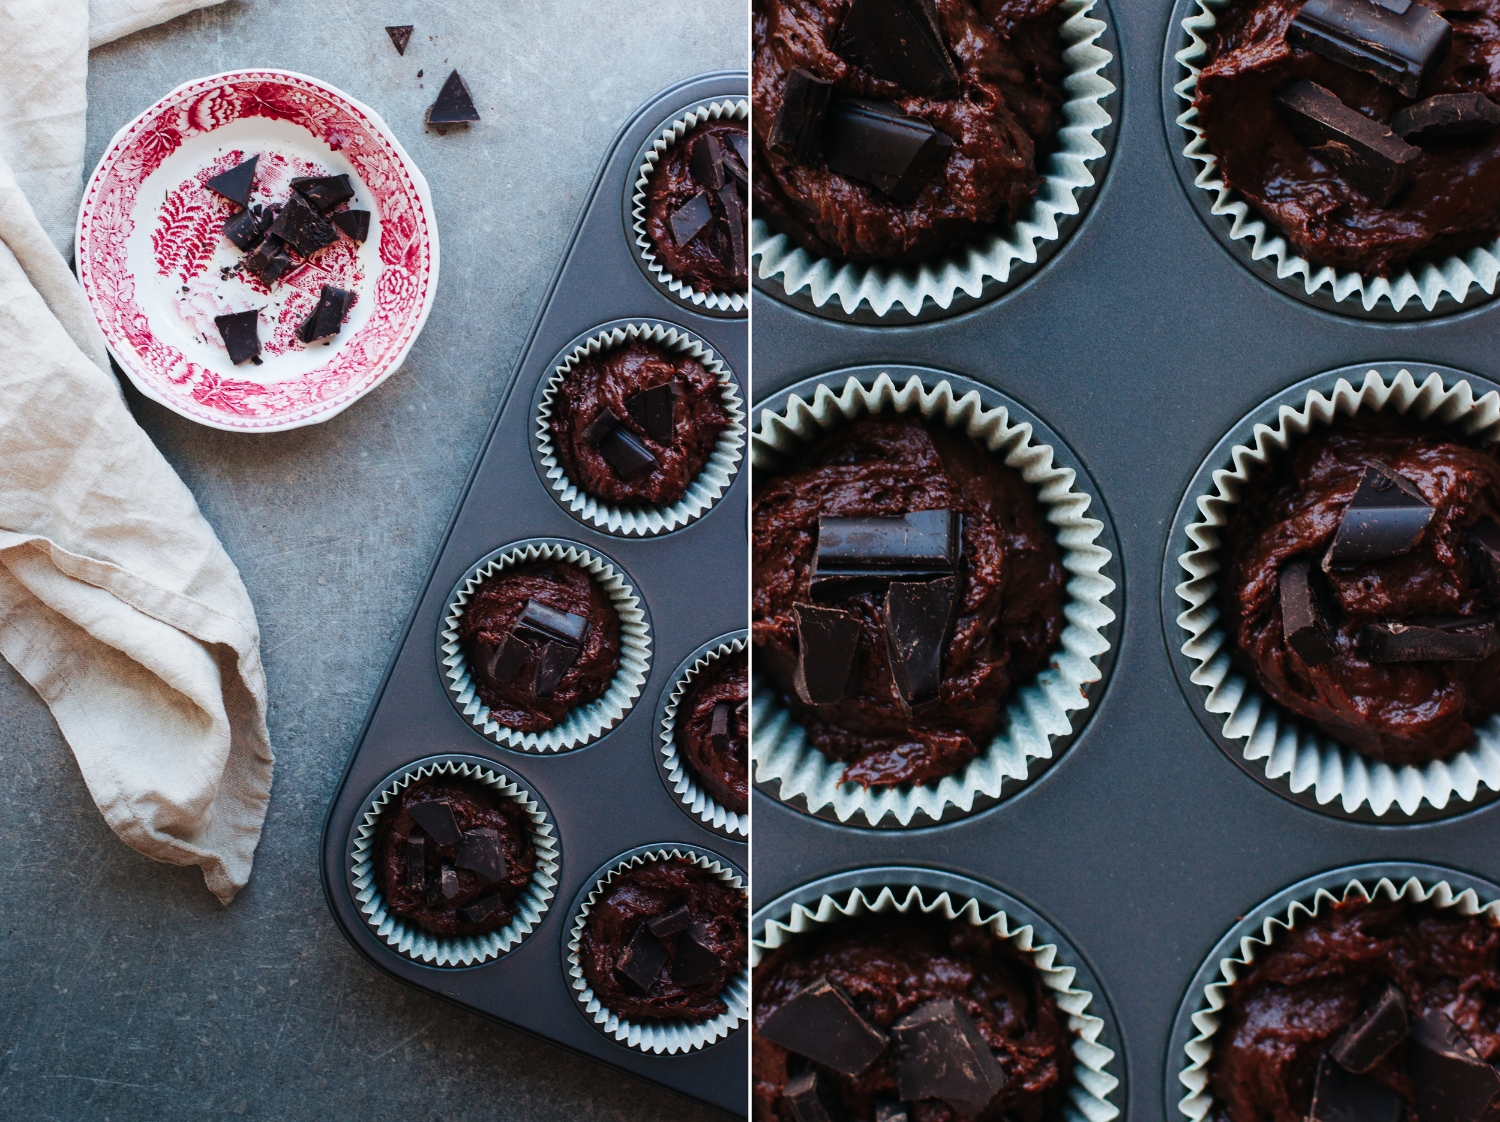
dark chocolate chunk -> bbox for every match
[1280,556,1338,666]
[1325,461,1435,565]
[1363,616,1500,661]
[531,640,578,698]
[769,69,834,164]
[1466,519,1500,601]
[333,209,370,242]
[297,284,354,344]
[1330,984,1407,1073]
[723,132,749,183]
[1393,92,1500,142]
[647,905,692,937]
[482,631,530,684]
[783,1070,840,1122]
[407,799,462,847]
[822,98,954,203]
[691,132,726,190]
[206,156,258,209]
[834,0,959,99]
[891,997,1008,1118]
[727,130,750,170]
[1288,0,1453,99]
[241,235,294,285]
[290,174,355,213]
[758,974,888,1077]
[1309,1054,1404,1122]
[670,920,723,986]
[460,893,505,924]
[582,405,622,445]
[793,604,861,705]
[268,193,338,258]
[718,183,748,278]
[454,827,506,884]
[426,69,480,125]
[385,24,413,55]
[669,189,714,246]
[875,1102,908,1122]
[884,576,957,708]
[1408,1011,1500,1122]
[1274,80,1420,206]
[405,832,427,887]
[223,207,265,251]
[625,380,682,445]
[515,599,591,646]
[213,309,261,365]
[438,863,460,901]
[710,702,731,753]
[599,427,658,480]
[817,510,959,576]
[615,924,668,991]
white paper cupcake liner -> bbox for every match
[535,323,745,537]
[752,0,1115,318]
[348,758,560,968]
[1174,367,1500,817]
[753,880,1120,1122]
[565,846,749,1055]
[632,99,749,314]
[660,634,749,839]
[1177,871,1500,1122]
[1173,0,1500,315]
[440,541,652,752]
[752,372,1116,827]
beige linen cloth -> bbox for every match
[0,0,273,904]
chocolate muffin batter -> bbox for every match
[1210,898,1500,1122]
[752,415,1067,788]
[549,340,732,508]
[752,0,1069,262]
[1224,419,1500,764]
[754,913,1074,1122]
[579,857,748,1023]
[375,777,538,939]
[645,120,749,294]
[459,560,621,732]
[1194,0,1500,275]
[675,647,749,815]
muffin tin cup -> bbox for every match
[751,868,1122,1122]
[347,755,561,968]
[657,631,749,840]
[564,845,749,1055]
[751,0,1117,321]
[1170,365,1500,820]
[1171,862,1500,1122]
[533,321,746,537]
[752,371,1118,828]
[1169,0,1500,319]
[629,98,750,315]
[439,539,653,753]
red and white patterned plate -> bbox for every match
[76,69,439,432]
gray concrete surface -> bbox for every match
[0,3,745,1119]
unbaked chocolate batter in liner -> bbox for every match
[645,119,750,294]
[676,646,750,815]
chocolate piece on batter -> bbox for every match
[532,641,579,698]
[769,69,834,163]
[1330,984,1407,1073]
[875,1102,909,1122]
[1408,1010,1500,1122]
[884,576,957,708]
[647,905,692,937]
[834,0,959,99]
[438,864,460,901]
[461,893,505,924]
[290,174,355,212]
[405,833,428,888]
[213,309,262,365]
[817,510,959,573]
[727,131,750,174]
[223,207,266,251]
[243,235,294,285]
[1325,462,1435,566]
[1363,616,1500,661]
[454,827,506,884]
[516,600,591,647]
[298,284,354,344]
[1393,93,1500,142]
[784,1070,840,1122]
[1309,1054,1404,1122]
[1274,81,1419,206]
[669,190,714,245]
[616,924,669,991]
[1280,557,1338,665]
[599,427,659,480]
[407,799,462,847]
[1287,0,1453,100]
[581,406,623,445]
[482,632,531,684]
[386,24,413,55]
[1467,520,1500,600]
[206,156,257,209]
[691,133,727,190]
[710,702,731,753]
[671,921,723,986]
[793,604,861,705]
[269,193,338,257]
[333,209,370,242]
[718,184,748,278]
[891,997,1007,1117]
[426,70,480,125]
[626,381,682,445]
[758,975,888,1077]
[822,99,954,203]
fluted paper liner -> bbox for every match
[566,847,749,1054]
[632,99,750,314]
[1177,873,1500,1122]
[752,373,1116,826]
[753,881,1120,1122]
[349,759,560,967]
[441,542,652,752]
[1174,0,1500,314]
[661,635,749,838]
[1174,368,1500,817]
[536,323,745,537]
[752,0,1114,318]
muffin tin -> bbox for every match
[751,0,1500,1119]
[319,73,747,1116]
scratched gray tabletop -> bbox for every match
[0,3,744,1119]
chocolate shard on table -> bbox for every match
[206,155,258,210]
[1280,556,1338,665]
[758,974,888,1077]
[793,603,861,705]
[1408,1010,1500,1122]
[482,631,530,684]
[669,920,723,986]
[332,209,370,242]
[1363,615,1500,661]
[1324,461,1435,566]
[406,799,462,847]
[615,924,668,991]
[647,905,692,938]
[718,183,748,278]
[822,98,954,203]
[385,24,413,55]
[438,863,460,901]
[453,826,506,884]
[460,893,505,924]
[405,832,427,887]
[884,575,958,708]
[223,207,266,252]
[581,405,622,445]
[783,1070,840,1122]
[1274,80,1420,206]
[242,235,294,285]
[1467,519,1500,601]
[213,309,262,365]
[891,997,1008,1117]
[531,640,578,698]
[769,68,834,164]
[875,1101,909,1122]
[669,189,714,246]
[710,702,731,753]
[269,193,339,257]
[1287,0,1453,100]
[1309,1054,1404,1122]
[1393,92,1500,142]
[515,599,591,646]
[1330,984,1407,1073]
[834,0,960,99]
[426,69,480,125]
[290,174,355,213]
[599,427,658,480]
[625,380,682,445]
[297,284,354,344]
[691,133,727,190]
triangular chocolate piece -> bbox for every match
[385,25,413,55]
[1324,461,1435,566]
[213,309,261,365]
[426,70,480,125]
[333,209,370,242]
[290,174,355,212]
[206,156,258,209]
[268,194,338,258]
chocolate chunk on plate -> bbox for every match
[670,920,723,986]
[223,207,265,251]
[515,599,590,647]
[213,309,262,365]
[269,193,338,257]
[1279,556,1338,666]
[1288,0,1453,100]
[599,427,658,480]
[615,924,668,991]
[1330,984,1407,1073]
[385,24,413,55]
[407,798,462,847]
[884,576,957,709]
[333,209,370,242]
[1275,80,1419,206]
[206,156,258,209]
[669,189,714,246]
[769,68,834,164]
[531,640,578,698]
[1408,1011,1500,1122]
[426,69,480,125]
[1393,93,1500,142]
[1310,1054,1404,1122]
[758,974,888,1076]
[834,0,959,100]
[783,1070,839,1122]
[823,98,954,203]
[454,827,506,884]
[290,174,355,213]
[625,380,682,445]
[242,235,295,285]
[1324,461,1434,566]
[1363,615,1499,662]
[891,997,1008,1118]
[297,284,354,344]
[793,603,861,705]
